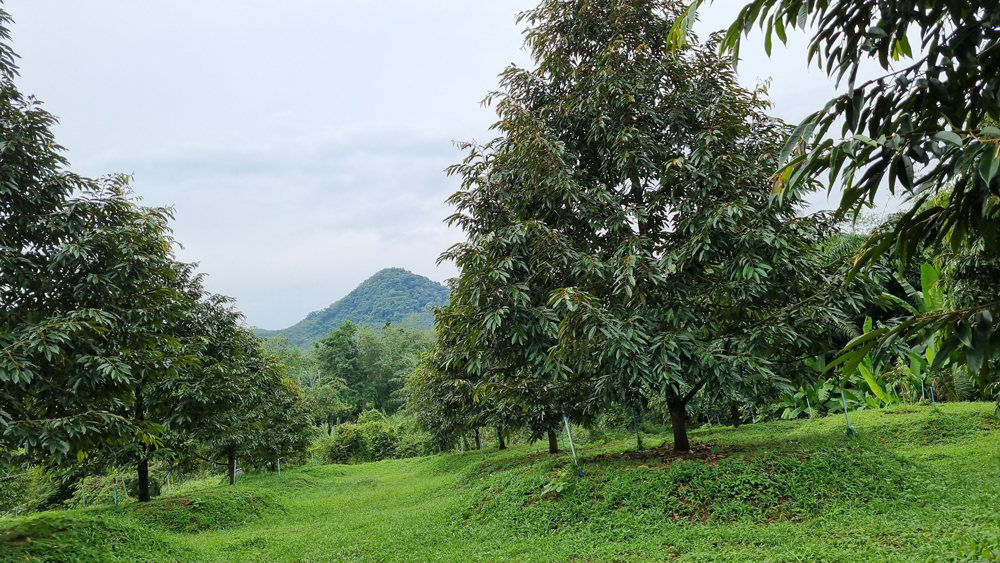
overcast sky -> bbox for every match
[5,0,885,330]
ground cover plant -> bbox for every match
[4,402,1000,562]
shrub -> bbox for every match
[321,411,439,464]
[362,421,398,461]
[356,408,388,425]
[325,423,372,464]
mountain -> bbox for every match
[255,268,449,348]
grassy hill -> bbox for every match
[5,403,1000,562]
[255,268,449,347]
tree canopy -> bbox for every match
[435,0,859,451]
[0,7,313,499]
[670,0,1000,377]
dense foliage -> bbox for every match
[0,7,312,502]
[0,45,183,466]
[433,0,866,452]
[671,0,1000,382]
[267,320,434,428]
[255,268,449,347]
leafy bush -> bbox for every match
[356,408,388,425]
[362,421,398,461]
[321,411,438,464]
[324,423,373,464]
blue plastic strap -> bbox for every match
[563,416,584,477]
[841,391,854,436]
[631,407,642,450]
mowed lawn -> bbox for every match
[6,402,1000,562]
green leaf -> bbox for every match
[844,347,878,383]
[862,371,891,404]
[667,1,702,51]
[853,134,877,146]
[796,3,808,29]
[867,26,889,39]
[930,335,959,371]
[764,17,773,57]
[932,131,963,147]
[842,325,887,352]
[956,320,973,347]
[967,345,984,376]
[779,114,819,166]
[978,146,1000,183]
[908,351,924,377]
[920,263,942,311]
[895,155,914,190]
[891,35,913,60]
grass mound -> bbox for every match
[5,403,1000,562]
[867,407,1000,446]
[129,487,281,533]
[0,485,281,561]
[460,433,913,532]
[0,512,189,562]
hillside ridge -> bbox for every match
[255,268,448,347]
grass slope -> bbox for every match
[255,268,449,347]
[4,403,1000,562]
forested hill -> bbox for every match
[255,268,449,347]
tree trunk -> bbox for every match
[135,389,151,502]
[497,427,506,450]
[547,429,559,454]
[137,459,151,502]
[730,404,741,428]
[474,427,482,450]
[228,452,236,486]
[668,399,691,452]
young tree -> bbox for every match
[0,7,198,471]
[404,352,476,451]
[439,0,851,451]
[314,321,363,412]
[172,321,313,486]
[316,321,435,416]
[356,324,434,414]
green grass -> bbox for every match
[5,403,1000,562]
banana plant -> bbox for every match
[828,261,997,397]
[778,356,863,419]
[838,317,898,408]
[903,350,930,401]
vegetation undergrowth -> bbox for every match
[0,482,283,562]
[5,403,1000,562]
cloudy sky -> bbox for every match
[5,0,885,330]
